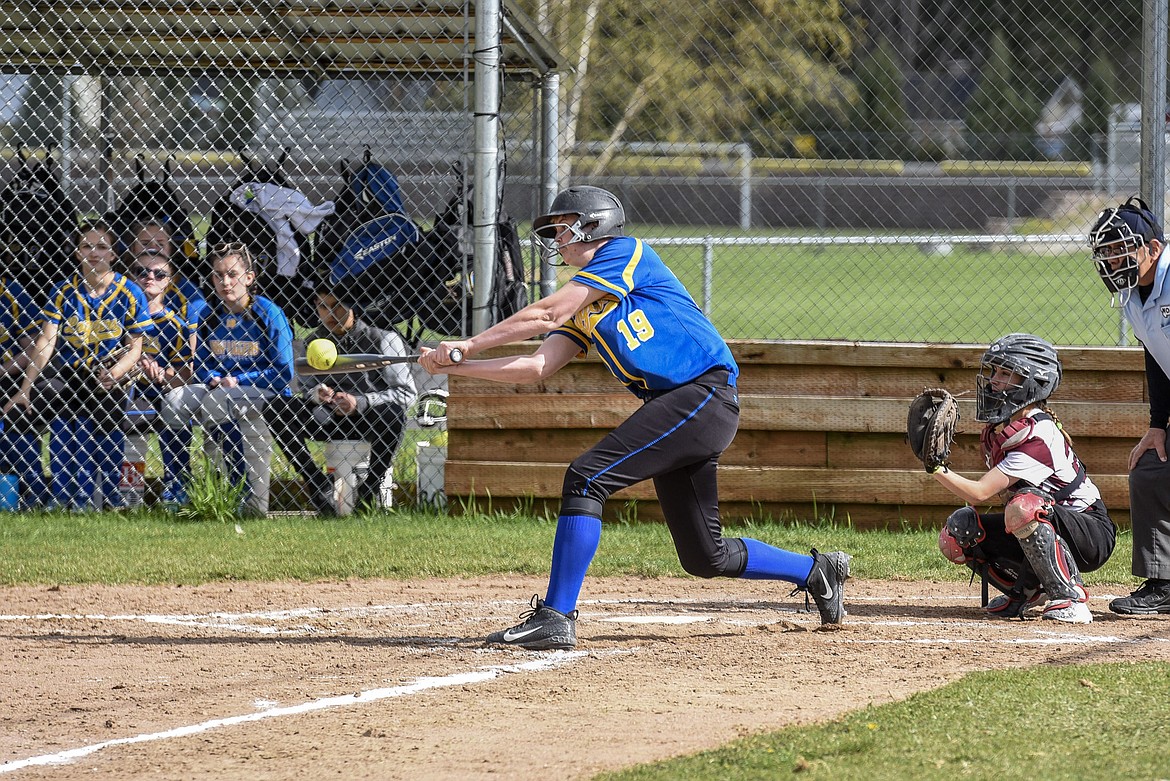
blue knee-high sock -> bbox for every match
[74,418,96,508]
[160,427,192,488]
[8,432,45,508]
[49,419,75,506]
[544,514,603,615]
[740,538,815,585]
[97,430,125,508]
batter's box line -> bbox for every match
[0,651,595,776]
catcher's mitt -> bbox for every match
[907,388,960,473]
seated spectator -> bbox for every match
[160,242,293,516]
[265,287,416,515]
[0,275,40,506]
[2,219,151,510]
[124,251,196,505]
[126,217,206,315]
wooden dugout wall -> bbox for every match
[445,340,1144,530]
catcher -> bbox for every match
[908,333,1116,623]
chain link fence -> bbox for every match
[0,0,1155,515]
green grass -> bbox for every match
[536,223,1123,345]
[0,509,1139,587]
[0,508,1152,779]
[598,662,1170,781]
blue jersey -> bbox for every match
[145,306,193,370]
[164,276,207,335]
[0,278,37,365]
[194,295,293,396]
[42,274,153,370]
[552,236,738,397]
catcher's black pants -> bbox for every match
[973,501,1117,574]
[561,368,746,578]
[265,396,406,498]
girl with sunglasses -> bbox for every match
[126,251,199,505]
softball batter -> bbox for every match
[421,186,850,650]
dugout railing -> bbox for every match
[445,340,1143,530]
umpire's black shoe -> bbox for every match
[806,549,851,625]
[485,595,577,650]
[1109,579,1170,615]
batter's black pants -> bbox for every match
[561,368,746,578]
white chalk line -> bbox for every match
[0,651,590,775]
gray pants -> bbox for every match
[161,385,277,515]
[1129,449,1170,580]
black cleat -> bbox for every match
[805,549,851,625]
[485,595,578,650]
[1109,579,1170,615]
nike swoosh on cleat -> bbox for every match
[501,626,543,642]
[818,583,834,601]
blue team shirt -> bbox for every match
[132,304,194,402]
[164,276,207,336]
[41,274,154,370]
[0,278,37,364]
[194,295,293,396]
[552,236,738,397]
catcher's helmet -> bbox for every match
[1088,196,1164,294]
[976,333,1062,425]
[532,186,624,262]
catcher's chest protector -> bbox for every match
[980,413,1052,467]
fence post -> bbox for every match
[703,235,714,317]
[738,143,752,231]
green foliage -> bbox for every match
[848,40,908,160]
[964,31,1042,161]
[526,0,861,159]
[1068,54,1119,161]
[599,662,1170,780]
[173,453,247,523]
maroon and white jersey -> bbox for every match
[993,411,1100,511]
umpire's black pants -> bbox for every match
[561,368,746,578]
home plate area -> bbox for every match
[2,578,1169,780]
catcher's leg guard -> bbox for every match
[1006,490,1083,602]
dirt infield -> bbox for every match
[3,576,1169,780]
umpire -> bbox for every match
[265,287,416,515]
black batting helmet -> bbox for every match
[531,186,624,262]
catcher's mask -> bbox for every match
[531,186,625,264]
[1088,196,1163,298]
[976,333,1062,425]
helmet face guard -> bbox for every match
[975,333,1062,425]
[532,216,590,265]
[531,186,625,264]
[1088,198,1163,297]
[1089,213,1145,294]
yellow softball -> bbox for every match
[305,338,338,371]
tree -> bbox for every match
[519,0,862,173]
[849,39,908,160]
[964,30,1040,160]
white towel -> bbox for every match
[230,183,336,277]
